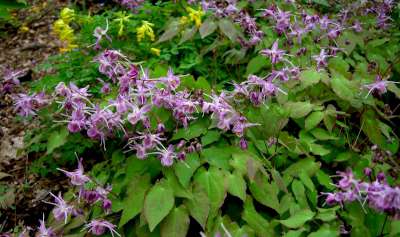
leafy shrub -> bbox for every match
[3,0,400,236]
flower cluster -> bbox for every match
[136,21,155,42]
[18,158,118,237]
[202,92,257,137]
[363,75,400,98]
[185,7,204,28]
[53,8,77,53]
[0,67,25,93]
[12,92,48,117]
[324,170,400,218]
[196,0,263,47]
[49,49,204,165]
[115,0,145,11]
[92,20,112,50]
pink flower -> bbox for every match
[44,192,74,224]
[57,158,90,186]
[35,215,56,237]
[260,40,285,64]
[84,220,120,237]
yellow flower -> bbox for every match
[19,25,29,33]
[186,7,204,28]
[113,11,132,36]
[53,18,76,53]
[60,8,75,24]
[59,43,78,53]
[150,48,161,56]
[180,16,188,25]
[136,21,155,42]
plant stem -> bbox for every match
[379,214,388,237]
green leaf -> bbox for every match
[387,83,400,99]
[179,26,197,44]
[218,19,239,42]
[249,172,280,211]
[284,229,305,237]
[199,18,217,38]
[144,181,175,231]
[315,170,334,190]
[285,101,314,119]
[280,209,315,229]
[194,77,211,93]
[201,130,221,146]
[202,146,236,169]
[305,111,324,131]
[310,128,338,140]
[309,143,331,156]
[390,220,400,236]
[284,158,321,177]
[160,206,190,237]
[164,169,192,198]
[185,183,209,228]
[312,0,330,7]
[157,20,180,43]
[291,179,308,209]
[247,104,288,138]
[316,207,339,222]
[193,167,227,213]
[174,153,201,188]
[361,110,384,148]
[328,57,350,75]
[230,151,257,176]
[331,73,358,102]
[0,0,27,8]
[246,55,270,76]
[171,119,209,141]
[299,69,321,88]
[272,169,288,193]
[242,197,273,236]
[46,127,69,154]
[227,171,246,201]
[119,174,151,227]
[298,171,315,192]
[308,226,339,237]
[323,105,336,132]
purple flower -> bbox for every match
[363,76,399,97]
[312,49,330,70]
[84,219,120,237]
[81,189,100,204]
[44,192,74,224]
[67,106,87,133]
[102,198,112,211]
[92,20,112,50]
[127,104,151,126]
[336,170,356,190]
[117,0,144,10]
[364,168,372,176]
[159,145,176,166]
[1,67,25,93]
[324,169,400,217]
[57,158,90,186]
[239,137,248,150]
[13,92,48,117]
[260,40,285,64]
[35,215,56,237]
[160,68,180,90]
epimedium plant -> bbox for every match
[2,0,400,236]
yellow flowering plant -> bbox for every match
[113,11,133,36]
[53,8,77,53]
[136,20,155,42]
[150,47,161,56]
[186,7,204,28]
